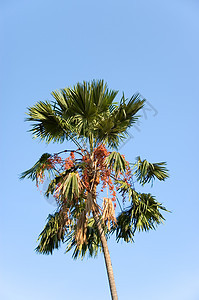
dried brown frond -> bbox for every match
[86,192,101,216]
[102,197,117,230]
[76,211,88,246]
[58,205,72,232]
[63,206,71,226]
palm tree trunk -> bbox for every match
[93,210,118,300]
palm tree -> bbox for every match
[21,80,169,300]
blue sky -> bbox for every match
[1,0,199,299]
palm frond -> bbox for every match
[115,209,134,243]
[96,93,145,148]
[105,151,126,176]
[44,164,80,198]
[132,193,168,231]
[65,218,104,259]
[20,153,52,181]
[26,101,82,149]
[60,172,83,202]
[115,192,168,242]
[27,101,68,143]
[134,157,169,186]
[114,178,133,201]
[35,212,67,255]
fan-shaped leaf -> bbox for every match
[36,212,67,255]
[20,153,52,181]
[105,151,126,176]
[134,157,169,186]
[115,192,168,242]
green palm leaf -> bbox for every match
[134,157,169,186]
[20,153,52,181]
[61,172,81,201]
[114,178,133,201]
[36,212,67,255]
[27,101,68,143]
[26,81,145,149]
[96,93,145,148]
[115,192,168,242]
[105,151,126,176]
[132,193,168,231]
[115,209,134,243]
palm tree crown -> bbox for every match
[27,80,145,148]
[21,80,169,300]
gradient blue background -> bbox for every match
[1,0,199,299]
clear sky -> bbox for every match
[1,0,199,299]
